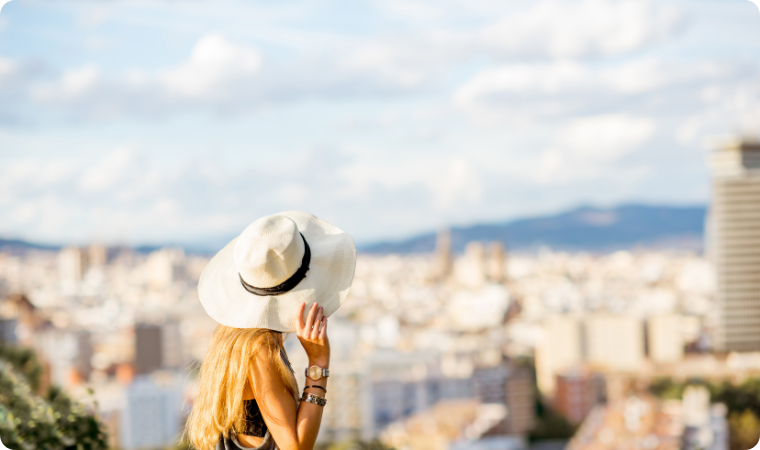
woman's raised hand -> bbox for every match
[296,302,330,367]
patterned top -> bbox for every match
[241,399,267,437]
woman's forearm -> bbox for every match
[294,359,329,450]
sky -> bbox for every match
[1,0,759,247]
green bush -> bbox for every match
[650,376,760,450]
[0,356,108,449]
[0,344,43,392]
[528,399,577,442]
[0,360,64,449]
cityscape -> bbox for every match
[0,140,758,450]
[2,0,760,449]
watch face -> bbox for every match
[308,366,321,379]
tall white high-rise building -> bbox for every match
[709,140,760,351]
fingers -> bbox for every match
[297,302,306,333]
[304,302,318,336]
[318,317,328,340]
[311,306,324,339]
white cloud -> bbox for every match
[558,114,656,161]
[33,63,100,101]
[158,33,262,99]
[531,114,656,186]
[338,0,681,87]
[376,0,445,20]
[479,0,681,58]
[338,155,484,211]
[79,147,138,192]
[453,58,728,111]
[0,55,14,78]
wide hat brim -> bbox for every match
[198,211,356,332]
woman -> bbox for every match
[186,211,356,450]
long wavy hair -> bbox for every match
[185,326,299,450]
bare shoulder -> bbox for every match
[248,347,289,395]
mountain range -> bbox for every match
[359,204,707,254]
[0,204,707,255]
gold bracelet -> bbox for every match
[300,392,327,407]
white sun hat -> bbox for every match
[198,211,356,331]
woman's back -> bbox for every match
[190,212,354,450]
[218,347,295,450]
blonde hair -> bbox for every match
[185,326,299,450]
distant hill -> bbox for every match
[0,238,60,252]
[360,204,707,254]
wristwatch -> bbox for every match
[305,365,330,380]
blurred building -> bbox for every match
[553,369,605,425]
[146,248,186,290]
[486,242,506,282]
[88,243,108,267]
[120,377,182,450]
[59,246,87,289]
[36,328,93,387]
[584,314,645,372]
[455,242,487,288]
[566,389,727,450]
[446,285,510,332]
[160,320,184,369]
[135,323,162,375]
[709,140,760,351]
[500,366,535,434]
[320,358,373,442]
[372,375,472,434]
[647,315,684,364]
[1,294,44,346]
[681,386,728,450]
[535,315,583,395]
[381,399,524,450]
[436,228,453,280]
[0,318,16,343]
[134,321,185,374]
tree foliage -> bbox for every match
[528,396,577,442]
[728,409,760,450]
[0,344,43,392]
[0,350,108,449]
[650,376,760,450]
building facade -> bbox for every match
[709,141,760,351]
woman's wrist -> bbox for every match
[307,357,330,369]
